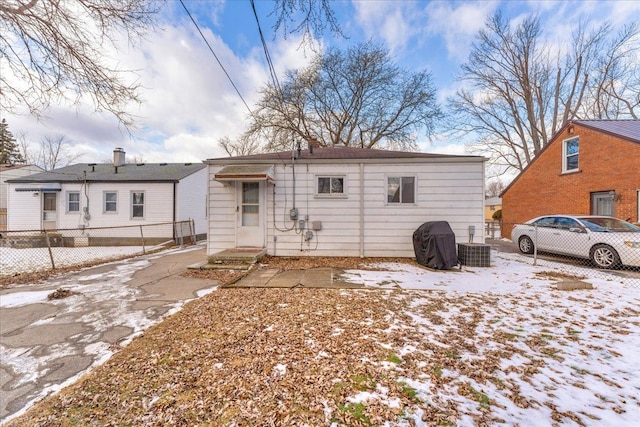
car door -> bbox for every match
[551,217,590,257]
[530,216,557,251]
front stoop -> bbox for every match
[193,247,267,271]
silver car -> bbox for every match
[511,215,640,269]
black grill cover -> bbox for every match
[412,221,457,270]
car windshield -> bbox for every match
[578,217,640,232]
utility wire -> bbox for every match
[250,0,283,96]
[179,0,252,114]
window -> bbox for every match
[131,191,144,218]
[242,182,259,226]
[104,192,117,213]
[317,176,344,195]
[67,191,80,212]
[563,137,579,172]
[387,176,415,204]
[532,217,557,227]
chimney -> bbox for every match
[113,147,126,166]
[308,137,318,155]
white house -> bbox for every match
[206,145,486,258]
[1,164,44,230]
[6,149,207,243]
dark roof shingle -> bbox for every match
[207,146,480,162]
[6,162,205,183]
[575,120,640,143]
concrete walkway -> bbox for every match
[0,244,216,423]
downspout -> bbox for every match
[173,182,177,241]
[359,163,364,257]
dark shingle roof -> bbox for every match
[575,120,640,143]
[207,146,481,163]
[6,162,205,183]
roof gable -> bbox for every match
[501,119,639,196]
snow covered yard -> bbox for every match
[0,246,145,275]
[6,251,639,426]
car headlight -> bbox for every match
[624,241,640,248]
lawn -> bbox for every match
[6,264,639,427]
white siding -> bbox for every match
[6,184,41,230]
[176,168,207,236]
[208,158,485,258]
[2,166,43,210]
[8,181,176,238]
[207,166,237,253]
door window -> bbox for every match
[242,182,259,226]
[43,193,57,221]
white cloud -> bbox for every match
[424,1,499,63]
[352,1,420,54]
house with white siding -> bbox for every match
[6,149,207,243]
[206,145,486,258]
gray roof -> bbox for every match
[575,120,640,143]
[207,146,482,163]
[6,162,206,184]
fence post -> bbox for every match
[44,230,56,270]
[533,224,538,266]
[140,225,146,254]
[190,218,195,245]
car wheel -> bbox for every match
[590,244,621,269]
[518,236,534,254]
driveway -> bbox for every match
[0,244,216,422]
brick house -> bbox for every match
[501,120,640,236]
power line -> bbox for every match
[250,0,283,96]
[179,0,252,114]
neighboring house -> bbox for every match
[501,120,640,236]
[484,196,502,222]
[6,148,207,243]
[206,145,486,258]
[1,163,44,230]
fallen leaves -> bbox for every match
[5,262,638,426]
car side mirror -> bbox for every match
[569,227,585,233]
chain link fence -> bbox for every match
[0,220,197,277]
[502,218,640,287]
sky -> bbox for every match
[4,0,640,169]
[1,243,639,424]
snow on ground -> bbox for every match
[0,246,146,275]
[0,244,216,423]
[2,247,639,425]
[336,250,640,426]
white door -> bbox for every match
[42,192,57,230]
[236,181,264,247]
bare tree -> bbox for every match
[486,179,506,198]
[245,41,442,152]
[1,0,162,128]
[1,0,344,129]
[270,0,343,46]
[19,134,83,171]
[218,135,262,157]
[447,11,639,175]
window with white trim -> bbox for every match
[562,137,579,172]
[317,176,345,196]
[131,191,145,218]
[67,191,80,212]
[387,176,415,204]
[104,191,117,213]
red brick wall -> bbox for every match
[502,124,640,236]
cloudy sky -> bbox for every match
[4,0,640,165]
